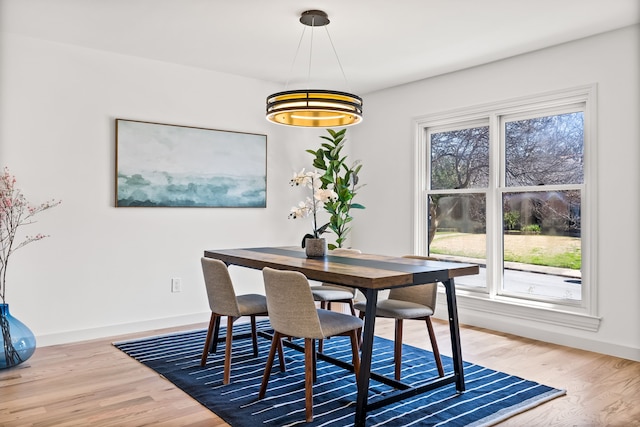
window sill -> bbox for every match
[436,290,601,332]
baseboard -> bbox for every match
[35,308,640,362]
[434,309,640,362]
[36,312,211,347]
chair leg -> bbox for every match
[304,338,314,422]
[317,302,327,352]
[394,319,404,380]
[211,314,221,353]
[276,335,286,372]
[357,311,365,348]
[348,300,356,316]
[312,339,317,383]
[250,315,259,358]
[223,316,234,385]
[201,313,216,367]
[426,317,445,377]
[349,330,361,382]
[259,331,282,399]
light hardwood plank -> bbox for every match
[1,319,638,426]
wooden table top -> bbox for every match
[204,246,479,290]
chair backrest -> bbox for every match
[201,257,241,317]
[388,255,438,310]
[262,267,324,339]
[322,248,362,295]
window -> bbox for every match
[414,86,599,329]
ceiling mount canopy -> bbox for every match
[299,9,330,27]
[266,10,363,128]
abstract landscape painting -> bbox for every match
[116,120,266,207]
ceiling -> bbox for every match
[1,0,638,94]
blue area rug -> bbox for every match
[113,321,565,426]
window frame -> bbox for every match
[413,85,600,331]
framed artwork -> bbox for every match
[115,119,267,207]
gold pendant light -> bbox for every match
[266,10,363,128]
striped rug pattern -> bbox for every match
[114,321,565,426]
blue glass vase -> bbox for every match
[0,303,36,369]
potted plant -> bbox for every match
[0,167,60,369]
[288,169,337,257]
[307,129,365,249]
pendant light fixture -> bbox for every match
[266,10,363,128]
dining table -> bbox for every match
[204,246,479,426]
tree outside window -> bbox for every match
[426,111,584,302]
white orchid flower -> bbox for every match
[304,171,322,190]
[288,200,311,219]
[290,168,311,187]
[315,188,338,203]
[288,169,330,237]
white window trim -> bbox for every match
[413,84,601,331]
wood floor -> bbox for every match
[1,318,639,426]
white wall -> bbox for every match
[350,25,640,361]
[0,34,325,345]
[2,25,638,362]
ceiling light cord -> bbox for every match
[284,26,307,90]
[307,15,315,85]
[324,26,351,93]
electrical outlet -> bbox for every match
[171,277,182,293]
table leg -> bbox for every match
[443,278,465,392]
[355,288,378,426]
[210,314,221,353]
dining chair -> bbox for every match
[354,255,445,380]
[309,248,362,352]
[200,257,269,385]
[309,248,362,316]
[259,267,363,423]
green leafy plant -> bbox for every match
[522,224,541,234]
[306,129,365,249]
[504,211,520,231]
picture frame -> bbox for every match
[115,119,267,208]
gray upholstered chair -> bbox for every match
[309,248,361,352]
[309,248,362,316]
[259,267,363,423]
[354,255,445,380]
[200,257,268,385]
